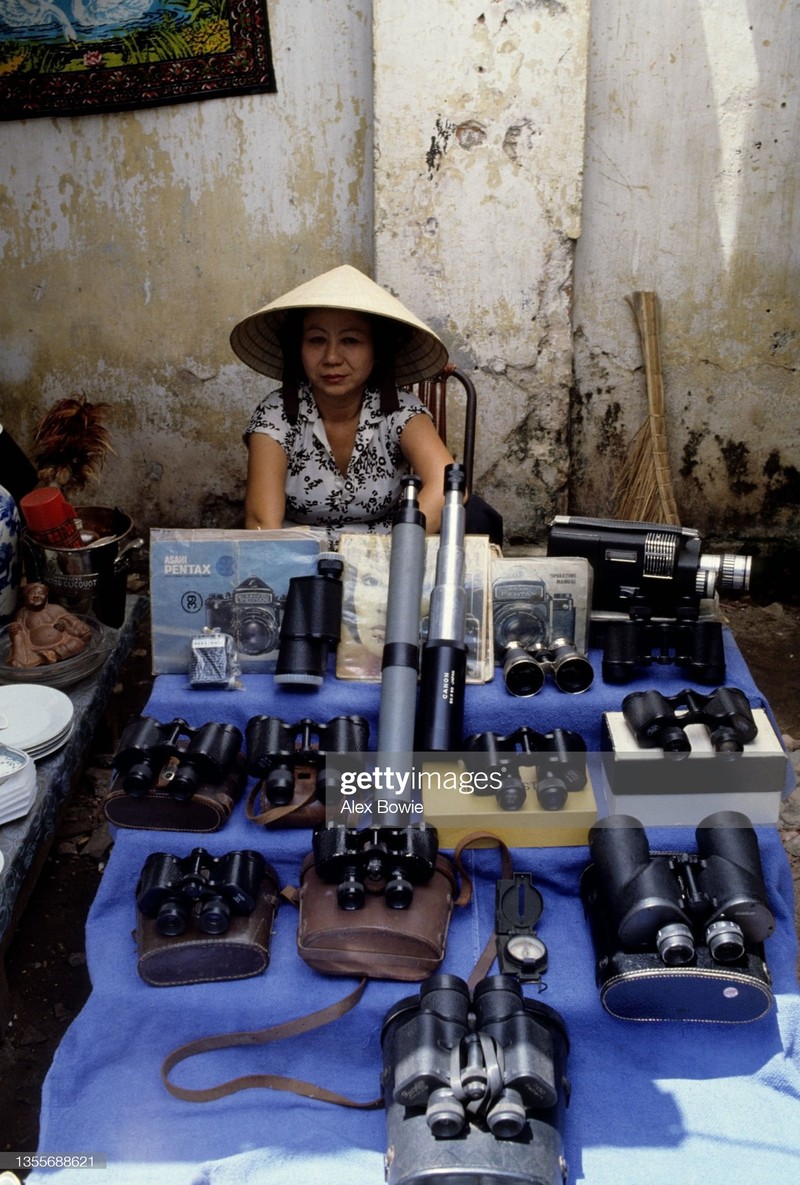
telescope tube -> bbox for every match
[416,464,468,751]
[377,476,427,758]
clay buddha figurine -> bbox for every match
[7,582,92,667]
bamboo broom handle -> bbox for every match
[629,291,680,525]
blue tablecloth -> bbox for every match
[32,629,800,1184]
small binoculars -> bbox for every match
[312,822,439,910]
[602,615,726,684]
[464,726,587,811]
[621,686,757,757]
[136,847,268,937]
[501,637,594,697]
[381,974,569,1185]
[245,714,370,805]
[112,716,244,800]
[586,811,774,966]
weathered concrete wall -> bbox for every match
[573,0,800,547]
[373,0,591,544]
[0,0,373,528]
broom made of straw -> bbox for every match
[614,291,680,525]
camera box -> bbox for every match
[491,555,592,658]
[601,709,789,825]
[420,759,599,848]
[335,532,495,683]
[149,528,322,674]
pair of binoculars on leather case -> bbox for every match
[465,727,587,812]
[622,687,757,756]
[312,823,439,911]
[585,811,774,967]
[113,716,244,800]
[136,847,267,937]
[245,714,370,805]
[602,615,726,684]
[381,974,569,1185]
[501,638,594,697]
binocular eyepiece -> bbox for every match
[381,973,569,1181]
[245,714,370,805]
[312,823,439,910]
[622,687,757,759]
[587,811,774,966]
[465,726,587,811]
[136,847,268,937]
[112,716,244,800]
[502,637,594,698]
[275,553,343,688]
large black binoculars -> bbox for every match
[245,714,370,805]
[312,823,439,910]
[275,553,343,688]
[464,726,587,811]
[136,847,267,937]
[112,716,244,800]
[380,974,569,1185]
[602,614,726,684]
[621,686,757,757]
[587,812,774,966]
[502,638,594,697]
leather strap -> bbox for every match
[161,977,383,1108]
[452,831,514,989]
[245,775,318,827]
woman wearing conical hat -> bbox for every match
[231,265,455,536]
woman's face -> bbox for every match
[300,309,375,404]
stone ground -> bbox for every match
[0,587,798,1162]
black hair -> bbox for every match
[277,309,406,423]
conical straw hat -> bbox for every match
[230,264,448,384]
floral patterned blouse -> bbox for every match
[245,383,432,533]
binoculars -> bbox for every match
[381,974,569,1185]
[112,716,244,800]
[136,847,267,937]
[312,823,439,910]
[586,812,774,966]
[245,714,370,805]
[502,638,594,698]
[621,687,757,757]
[464,726,587,811]
[602,615,726,684]
[275,553,343,688]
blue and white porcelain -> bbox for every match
[0,483,21,628]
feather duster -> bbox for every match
[33,393,115,490]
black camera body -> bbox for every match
[312,823,439,910]
[493,578,576,653]
[136,847,267,936]
[547,515,750,615]
[205,576,285,656]
[581,812,775,1022]
[381,974,570,1185]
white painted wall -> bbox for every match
[573,0,799,545]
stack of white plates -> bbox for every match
[0,741,37,826]
[0,684,75,761]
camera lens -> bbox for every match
[705,919,746,963]
[655,923,695,965]
[156,896,189,937]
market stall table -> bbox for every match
[28,627,800,1185]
